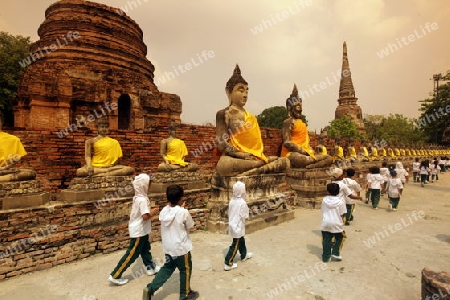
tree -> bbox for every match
[257,106,307,129]
[0,31,32,125]
[363,113,426,146]
[417,72,450,144]
[327,117,361,140]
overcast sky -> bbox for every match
[1,0,449,132]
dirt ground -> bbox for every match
[0,172,449,300]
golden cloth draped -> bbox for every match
[92,137,123,167]
[281,119,316,160]
[394,148,400,156]
[335,146,344,159]
[0,132,27,167]
[165,138,188,166]
[381,148,387,157]
[371,147,378,158]
[362,147,369,157]
[230,110,268,163]
[349,147,357,157]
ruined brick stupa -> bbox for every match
[335,42,365,134]
[15,0,181,130]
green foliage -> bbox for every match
[257,106,307,129]
[0,31,32,124]
[327,117,361,140]
[363,113,426,145]
[417,73,450,144]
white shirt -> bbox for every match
[387,178,403,198]
[395,168,409,184]
[380,167,390,182]
[159,205,194,257]
[332,180,353,204]
[321,195,346,233]
[420,166,430,175]
[367,173,385,189]
[128,174,151,238]
[342,178,361,205]
[430,164,441,175]
[228,181,250,238]
[412,162,420,172]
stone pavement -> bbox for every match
[0,172,449,300]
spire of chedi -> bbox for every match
[335,41,365,133]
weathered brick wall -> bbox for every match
[0,188,210,280]
[5,124,285,193]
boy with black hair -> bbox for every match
[321,182,347,262]
[367,166,385,210]
[385,170,403,211]
[342,168,363,225]
[143,185,199,300]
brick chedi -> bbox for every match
[335,41,365,134]
[15,0,181,130]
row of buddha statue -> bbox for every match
[1,65,449,186]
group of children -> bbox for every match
[413,157,448,187]
[321,162,409,263]
[108,173,252,300]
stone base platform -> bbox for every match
[207,173,294,234]
[0,180,50,210]
[286,168,331,209]
[60,175,134,202]
[148,171,208,193]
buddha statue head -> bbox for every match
[168,123,178,138]
[225,65,248,107]
[96,117,110,136]
[286,84,302,119]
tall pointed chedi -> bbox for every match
[335,41,365,133]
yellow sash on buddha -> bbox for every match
[230,110,268,163]
[165,138,188,166]
[412,150,417,156]
[371,147,378,157]
[394,148,400,156]
[335,146,344,159]
[400,149,405,156]
[349,147,356,157]
[381,148,387,157]
[281,119,315,159]
[0,132,27,167]
[362,147,369,157]
[318,145,327,155]
[92,136,122,167]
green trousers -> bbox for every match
[344,204,355,225]
[370,189,381,208]
[224,237,247,266]
[389,197,400,209]
[322,231,345,262]
[147,252,193,300]
[110,234,156,279]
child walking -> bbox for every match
[419,161,430,187]
[342,168,363,225]
[321,182,347,262]
[109,174,160,286]
[385,170,403,211]
[224,181,253,271]
[412,158,420,182]
[144,185,199,300]
[430,160,441,182]
[367,166,385,210]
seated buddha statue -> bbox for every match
[387,147,396,160]
[76,117,134,177]
[333,144,345,162]
[346,143,358,162]
[315,137,328,156]
[281,85,333,169]
[369,143,380,161]
[394,146,401,158]
[157,124,198,172]
[358,144,370,162]
[0,111,36,182]
[215,65,289,177]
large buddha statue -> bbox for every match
[358,143,370,162]
[157,124,198,172]
[76,117,134,177]
[0,111,36,182]
[215,65,289,177]
[281,85,333,169]
[369,142,380,161]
